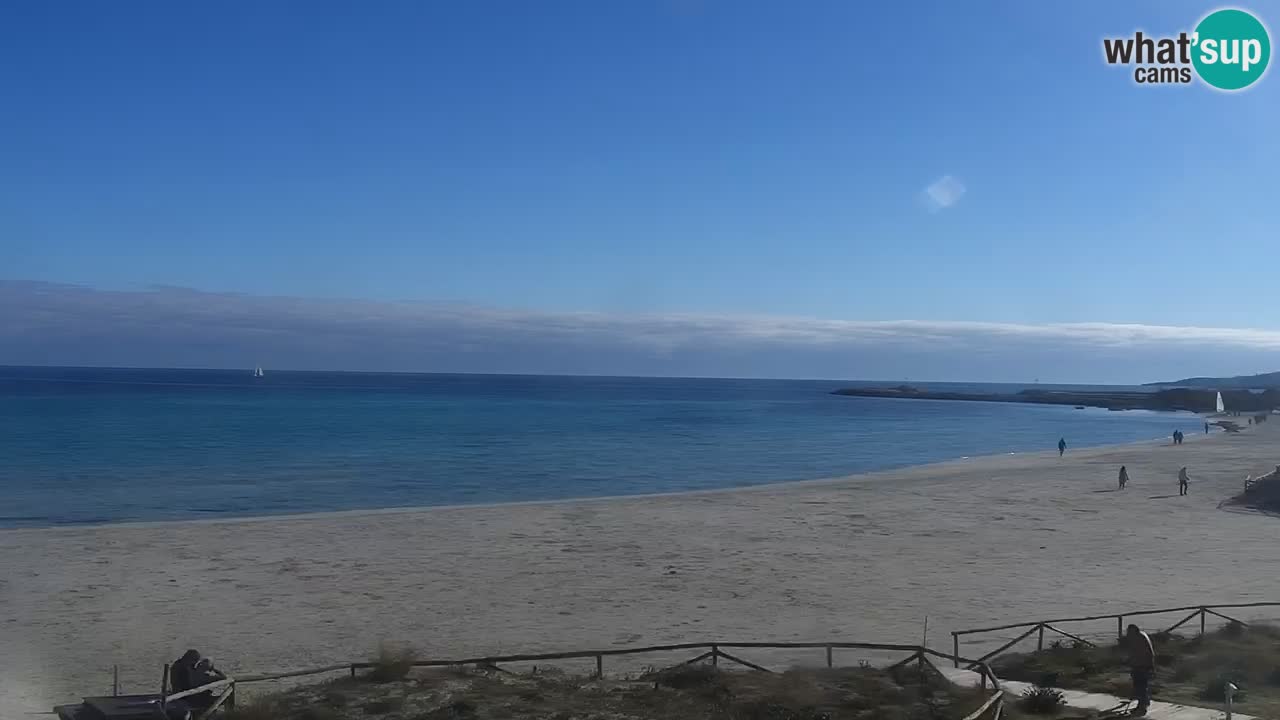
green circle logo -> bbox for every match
[1192,8,1271,90]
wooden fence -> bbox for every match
[126,601,1280,716]
[154,641,1005,720]
[950,601,1280,668]
[1243,466,1280,494]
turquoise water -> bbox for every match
[0,367,1205,528]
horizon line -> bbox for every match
[0,363,1218,387]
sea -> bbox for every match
[0,367,1207,529]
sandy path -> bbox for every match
[4,421,1280,712]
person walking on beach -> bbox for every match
[1178,466,1190,496]
[1058,438,1066,456]
[1126,624,1155,715]
[1119,465,1129,490]
[1205,421,1211,434]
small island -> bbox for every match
[831,385,1280,413]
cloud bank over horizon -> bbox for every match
[2,281,1277,384]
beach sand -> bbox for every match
[4,421,1280,712]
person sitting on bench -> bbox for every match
[170,649,202,693]
[187,657,228,711]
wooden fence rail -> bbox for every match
[158,641,1005,720]
[114,602,1280,719]
[951,601,1280,667]
[1243,465,1279,493]
[340,640,935,672]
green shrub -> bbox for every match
[1035,671,1062,688]
[223,700,279,720]
[1200,676,1247,702]
[415,700,477,720]
[363,696,405,714]
[650,663,721,690]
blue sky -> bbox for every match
[2,1,1278,380]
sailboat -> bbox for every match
[1215,391,1226,414]
[253,366,264,379]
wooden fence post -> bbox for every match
[1200,608,1206,636]
[113,665,119,697]
[1117,616,1123,640]
[160,664,169,711]
[595,654,603,679]
[825,645,833,668]
[1037,624,1045,650]
[711,645,719,667]
[953,633,960,668]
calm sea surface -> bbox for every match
[0,367,1205,528]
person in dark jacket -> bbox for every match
[170,650,201,693]
[1126,624,1156,715]
[188,657,227,710]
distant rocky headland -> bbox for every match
[831,385,1280,413]
[1148,370,1280,389]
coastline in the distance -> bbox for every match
[831,384,1280,413]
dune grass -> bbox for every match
[992,622,1280,716]
[223,659,1047,720]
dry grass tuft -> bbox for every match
[361,695,405,715]
[1018,685,1065,714]
[367,643,416,683]
[219,660,1037,720]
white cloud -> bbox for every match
[3,281,1279,382]
[923,175,966,212]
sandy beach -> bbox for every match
[5,421,1280,713]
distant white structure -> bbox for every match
[254,366,264,378]
[1216,391,1226,414]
